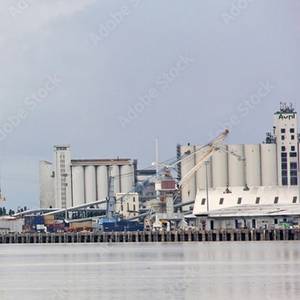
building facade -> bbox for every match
[40,146,137,209]
[115,193,140,219]
[178,103,300,214]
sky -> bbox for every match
[0,0,299,209]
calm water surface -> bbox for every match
[0,242,300,300]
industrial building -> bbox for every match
[115,193,140,219]
[40,146,137,209]
[188,204,300,231]
[178,103,300,215]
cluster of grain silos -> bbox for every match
[71,161,135,206]
[180,144,279,202]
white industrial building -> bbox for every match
[115,193,140,219]
[188,204,300,230]
[40,146,137,209]
[178,103,300,215]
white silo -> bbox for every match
[180,145,197,202]
[111,165,121,194]
[245,144,261,187]
[72,166,85,206]
[39,161,55,209]
[228,145,246,187]
[212,148,228,188]
[97,166,108,200]
[261,144,278,186]
[85,166,97,203]
[121,165,134,194]
[196,151,212,190]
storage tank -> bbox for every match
[228,145,245,187]
[72,166,85,206]
[212,148,228,188]
[196,146,212,190]
[121,165,134,193]
[111,165,121,194]
[85,166,97,203]
[245,144,261,187]
[180,145,197,203]
[39,161,55,209]
[261,144,278,186]
[97,166,108,200]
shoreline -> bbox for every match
[1,229,300,244]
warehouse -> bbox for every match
[192,204,300,230]
[0,216,24,233]
[178,103,300,213]
[40,146,137,209]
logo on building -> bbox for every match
[278,113,296,120]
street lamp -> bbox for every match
[205,160,210,213]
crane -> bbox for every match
[153,129,230,188]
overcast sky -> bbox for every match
[0,0,299,209]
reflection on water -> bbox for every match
[0,242,300,300]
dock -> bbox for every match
[1,229,300,244]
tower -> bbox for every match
[273,103,299,186]
[53,145,72,208]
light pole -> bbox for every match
[205,160,210,213]
[298,152,300,204]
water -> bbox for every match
[0,242,300,300]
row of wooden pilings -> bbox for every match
[1,229,300,244]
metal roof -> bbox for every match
[207,204,300,218]
[71,159,133,166]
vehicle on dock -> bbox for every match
[97,217,144,232]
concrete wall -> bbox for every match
[206,216,300,230]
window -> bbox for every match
[291,146,295,151]
[290,162,297,169]
[293,196,297,204]
[291,170,298,176]
[282,135,285,140]
[281,129,286,133]
[281,163,287,170]
[290,152,297,157]
[201,198,206,205]
[237,197,242,205]
[255,197,260,204]
[291,178,298,186]
[133,204,136,211]
[290,128,295,133]
[274,197,279,204]
[281,170,287,176]
[219,198,224,205]
[282,177,288,186]
[291,135,295,140]
[274,219,278,225]
[281,152,287,158]
[281,146,286,151]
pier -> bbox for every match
[1,229,300,244]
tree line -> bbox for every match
[0,207,28,216]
